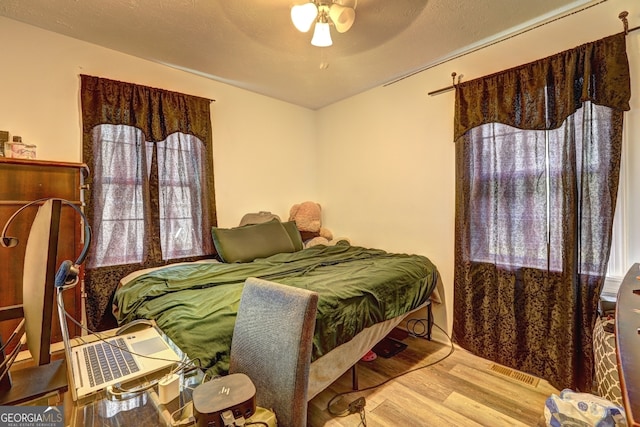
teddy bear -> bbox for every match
[288,201,334,247]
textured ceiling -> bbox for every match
[0,0,594,109]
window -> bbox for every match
[467,104,617,275]
[468,123,549,270]
[157,132,210,260]
[89,125,211,268]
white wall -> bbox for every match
[316,0,640,338]
[0,16,317,227]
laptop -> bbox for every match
[63,321,183,401]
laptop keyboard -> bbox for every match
[83,338,140,387]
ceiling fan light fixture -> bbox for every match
[329,4,355,33]
[291,3,318,33]
[311,21,333,47]
[292,0,355,46]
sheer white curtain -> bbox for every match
[89,125,210,268]
[158,132,210,260]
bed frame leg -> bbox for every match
[427,299,433,341]
[351,364,359,390]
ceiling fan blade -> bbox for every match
[330,4,355,33]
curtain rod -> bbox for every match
[423,4,636,97]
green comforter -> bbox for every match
[113,243,438,377]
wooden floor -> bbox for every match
[308,332,558,427]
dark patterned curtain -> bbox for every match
[453,33,630,391]
[80,75,217,331]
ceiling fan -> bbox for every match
[290,0,358,47]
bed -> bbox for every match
[112,225,439,400]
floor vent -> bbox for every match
[489,364,540,387]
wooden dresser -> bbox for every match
[0,158,88,345]
[616,263,640,427]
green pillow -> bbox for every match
[281,221,304,251]
[212,220,296,263]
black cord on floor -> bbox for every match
[326,322,455,418]
[406,317,431,338]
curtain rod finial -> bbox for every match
[619,11,629,34]
[452,72,463,87]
